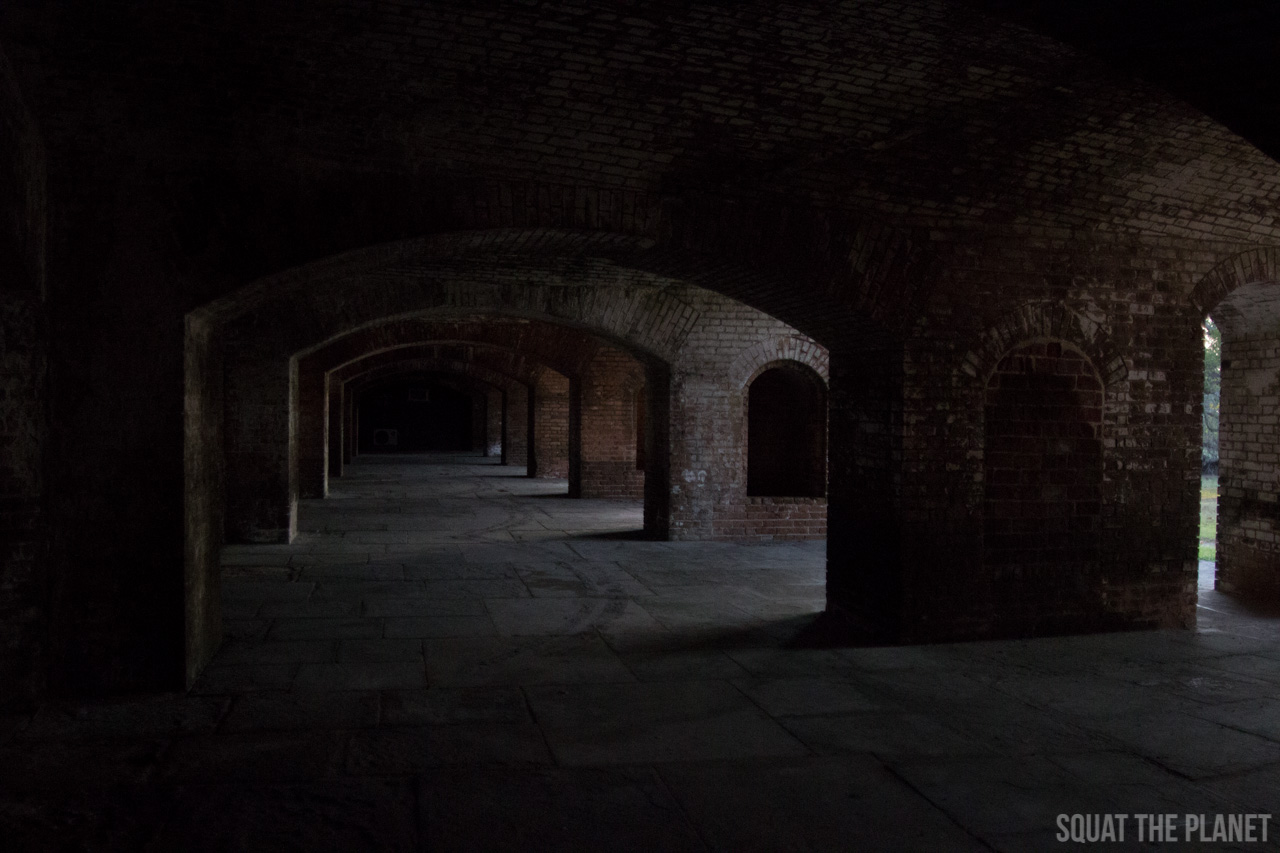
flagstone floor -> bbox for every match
[2,453,1278,850]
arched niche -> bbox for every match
[983,340,1105,628]
[746,363,828,499]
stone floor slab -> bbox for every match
[150,781,419,852]
[345,724,552,773]
[220,691,380,732]
[485,597,662,635]
[780,711,983,759]
[384,615,497,639]
[19,695,228,740]
[525,680,811,765]
[362,595,489,618]
[424,635,636,687]
[267,617,386,641]
[336,638,425,663]
[189,664,298,695]
[1088,709,1280,778]
[381,687,530,726]
[660,757,989,853]
[293,661,427,691]
[158,732,343,783]
[421,766,706,852]
[214,639,337,667]
[732,677,882,717]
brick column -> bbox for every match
[665,368,734,540]
[296,364,327,499]
[643,363,671,539]
[570,347,645,499]
[470,390,487,452]
[486,387,503,457]
[224,348,295,543]
[504,383,529,468]
[825,346,903,639]
[327,374,343,480]
[344,382,356,465]
[529,369,570,478]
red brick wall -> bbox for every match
[715,498,828,542]
[572,345,645,499]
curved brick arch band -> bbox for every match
[1190,246,1280,318]
[729,337,830,390]
[1188,246,1280,600]
[335,350,538,389]
[960,301,1127,389]
[193,213,933,350]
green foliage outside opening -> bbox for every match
[1200,320,1220,562]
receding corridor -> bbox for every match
[1,457,1278,849]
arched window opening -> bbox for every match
[984,341,1103,598]
[747,365,827,498]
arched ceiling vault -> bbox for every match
[296,316,619,381]
[332,345,552,390]
[8,0,1280,251]
[352,368,505,398]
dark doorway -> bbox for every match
[358,378,474,452]
[747,365,827,497]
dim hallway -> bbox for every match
[0,457,1278,849]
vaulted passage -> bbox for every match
[357,376,478,454]
[10,0,1280,844]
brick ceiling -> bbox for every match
[5,0,1280,242]
[965,0,1280,163]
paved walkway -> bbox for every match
[2,455,1279,850]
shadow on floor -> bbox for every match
[567,528,651,540]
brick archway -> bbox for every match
[184,227,865,686]
[350,369,497,457]
[337,357,530,479]
[1190,246,1280,318]
[730,337,830,390]
[746,361,828,501]
[1190,247,1280,599]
